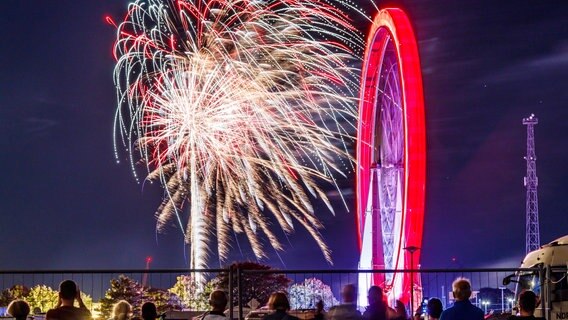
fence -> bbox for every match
[0,267,543,319]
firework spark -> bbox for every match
[112,0,363,269]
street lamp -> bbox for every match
[499,287,506,313]
[404,246,420,316]
[482,300,490,314]
[508,297,515,312]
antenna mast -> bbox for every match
[142,256,152,287]
[523,114,540,254]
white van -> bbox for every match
[504,235,568,319]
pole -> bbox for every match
[499,287,505,313]
[229,266,234,320]
[404,246,420,316]
[410,253,414,315]
[238,267,243,320]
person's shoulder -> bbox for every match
[466,305,484,320]
[472,304,484,315]
[261,313,277,320]
[202,314,228,320]
[45,307,67,316]
[46,306,90,320]
[45,308,58,317]
[439,307,455,320]
[440,306,454,314]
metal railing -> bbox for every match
[0,267,545,319]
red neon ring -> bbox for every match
[356,8,426,303]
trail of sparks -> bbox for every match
[112,0,364,269]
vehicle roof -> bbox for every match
[543,235,568,247]
[521,235,568,267]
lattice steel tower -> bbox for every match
[523,114,540,254]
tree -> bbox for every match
[98,274,184,319]
[168,275,214,310]
[213,262,291,306]
[288,278,338,310]
[0,285,30,307]
[78,291,94,311]
[98,275,146,319]
[145,287,181,314]
[26,285,58,313]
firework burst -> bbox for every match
[112,0,363,268]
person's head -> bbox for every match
[59,280,78,301]
[451,277,472,301]
[7,300,30,320]
[427,298,443,319]
[268,292,290,311]
[518,290,537,315]
[394,300,407,317]
[209,290,228,312]
[367,286,383,305]
[316,300,324,312]
[141,302,158,320]
[342,284,357,303]
[113,300,133,320]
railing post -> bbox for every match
[229,266,234,320]
[538,264,547,319]
[544,265,552,320]
[238,266,243,320]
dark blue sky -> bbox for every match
[0,0,567,271]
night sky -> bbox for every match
[1,0,567,271]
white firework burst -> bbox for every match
[112,0,364,269]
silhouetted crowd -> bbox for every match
[5,277,541,320]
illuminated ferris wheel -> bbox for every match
[356,8,426,306]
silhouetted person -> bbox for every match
[391,300,407,320]
[112,300,133,320]
[262,292,299,320]
[46,280,91,320]
[141,302,158,320]
[362,286,387,320]
[439,278,483,320]
[328,284,361,320]
[7,300,30,320]
[508,290,539,320]
[427,298,443,320]
[313,300,325,320]
[201,290,228,320]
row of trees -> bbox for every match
[0,263,339,319]
[0,284,93,313]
